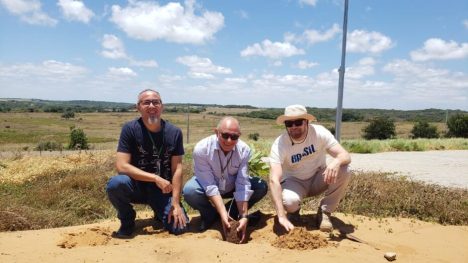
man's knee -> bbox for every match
[252,177,268,198]
[106,174,131,194]
[282,189,301,213]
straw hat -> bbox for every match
[276,104,317,125]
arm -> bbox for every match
[323,143,351,184]
[167,155,187,228]
[269,162,294,232]
[116,152,172,193]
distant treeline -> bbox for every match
[1,99,466,122]
[236,107,467,122]
[0,99,134,113]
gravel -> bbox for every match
[349,150,468,189]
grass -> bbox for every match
[0,151,466,232]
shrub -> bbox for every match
[447,114,468,138]
[248,132,260,141]
[35,140,63,151]
[61,111,75,119]
[363,117,396,140]
[411,121,439,139]
[68,128,89,150]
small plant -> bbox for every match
[447,113,468,138]
[411,120,439,138]
[248,145,269,177]
[248,132,260,141]
[363,117,396,140]
[68,127,89,150]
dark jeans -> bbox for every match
[106,174,189,235]
[182,176,268,224]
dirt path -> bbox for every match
[350,150,468,189]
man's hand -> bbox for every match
[323,159,340,185]
[167,204,187,230]
[221,214,232,240]
[278,215,295,232]
[155,177,173,193]
[236,217,248,243]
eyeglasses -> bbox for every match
[284,119,305,128]
[220,132,240,141]
[140,100,162,106]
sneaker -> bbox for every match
[286,210,301,224]
[317,208,333,232]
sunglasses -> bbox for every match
[284,119,305,128]
[220,132,240,141]
[140,99,162,106]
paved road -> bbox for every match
[349,150,468,189]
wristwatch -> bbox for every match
[238,214,249,220]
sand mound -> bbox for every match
[57,226,112,248]
[272,227,329,250]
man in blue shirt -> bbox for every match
[183,117,267,242]
[106,89,189,238]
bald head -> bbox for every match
[217,116,241,132]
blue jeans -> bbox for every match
[106,174,189,235]
[182,176,268,224]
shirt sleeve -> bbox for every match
[193,143,220,197]
[318,125,338,150]
[269,137,282,164]
[233,146,253,202]
[117,123,132,153]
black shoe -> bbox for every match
[198,219,215,232]
[112,222,135,239]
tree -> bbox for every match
[363,117,396,140]
[68,127,89,150]
[447,114,468,138]
[411,121,439,138]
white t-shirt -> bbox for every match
[269,124,338,180]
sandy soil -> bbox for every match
[1,211,467,263]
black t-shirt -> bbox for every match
[117,118,184,180]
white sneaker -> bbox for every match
[318,209,333,232]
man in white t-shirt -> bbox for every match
[269,105,351,232]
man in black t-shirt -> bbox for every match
[106,89,189,238]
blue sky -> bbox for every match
[1,0,467,110]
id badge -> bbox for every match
[219,178,226,191]
[154,159,161,176]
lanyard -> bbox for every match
[146,128,164,157]
[217,149,233,179]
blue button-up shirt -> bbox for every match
[193,134,253,201]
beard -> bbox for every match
[148,116,159,125]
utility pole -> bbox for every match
[186,103,190,144]
[335,0,349,142]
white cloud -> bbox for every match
[176,55,232,79]
[299,0,318,7]
[101,34,128,59]
[57,0,94,23]
[286,24,340,45]
[410,38,468,61]
[240,39,305,59]
[110,0,224,44]
[347,30,393,54]
[296,60,318,69]
[236,9,248,19]
[346,57,376,79]
[101,34,158,67]
[0,60,87,80]
[0,0,57,26]
[463,19,468,29]
[108,67,137,77]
